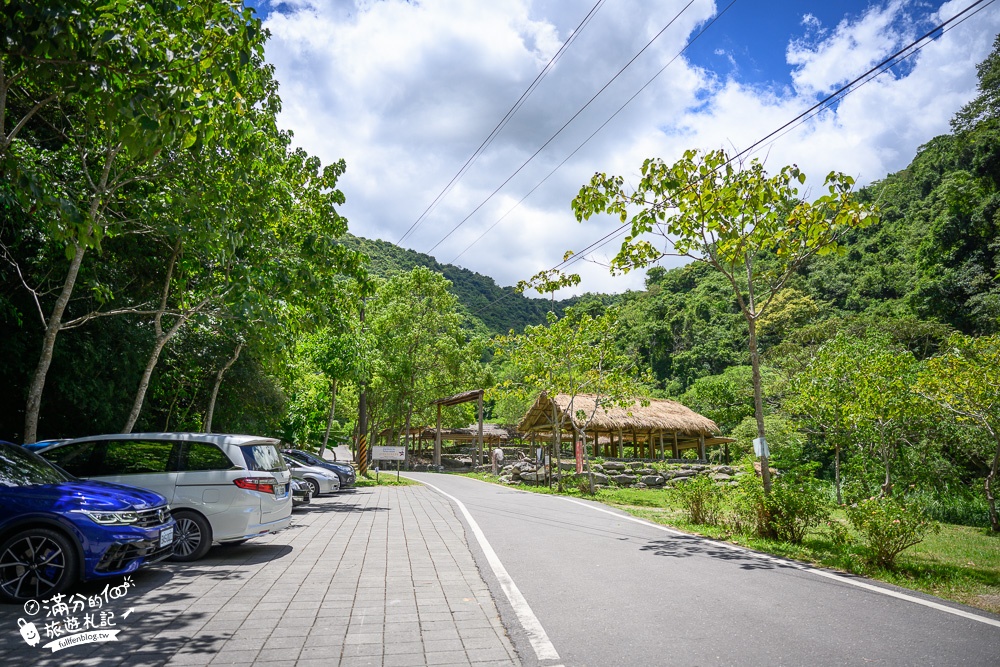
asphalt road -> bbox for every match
[404,472,1000,667]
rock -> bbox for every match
[636,468,656,476]
[520,471,544,482]
[715,466,736,475]
[574,472,609,485]
[612,474,638,485]
[635,483,647,489]
[603,461,626,471]
[712,473,732,481]
[666,469,696,479]
[642,475,665,486]
[592,464,605,473]
[558,461,577,471]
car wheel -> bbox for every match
[170,511,213,562]
[306,478,321,497]
[0,528,78,603]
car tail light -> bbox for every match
[233,477,276,494]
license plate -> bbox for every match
[159,526,174,548]
[275,484,288,499]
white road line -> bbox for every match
[561,497,1000,630]
[414,478,561,662]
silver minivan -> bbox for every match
[40,433,292,561]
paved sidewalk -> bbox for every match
[0,485,520,666]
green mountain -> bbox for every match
[341,234,587,334]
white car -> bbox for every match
[40,433,292,561]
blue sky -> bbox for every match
[246,1,1000,295]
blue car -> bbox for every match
[0,443,175,603]
[282,448,356,488]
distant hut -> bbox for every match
[518,393,733,461]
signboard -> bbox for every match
[372,446,405,461]
[752,437,769,457]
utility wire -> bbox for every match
[425,0,699,254]
[451,0,739,263]
[470,0,993,316]
[397,0,608,246]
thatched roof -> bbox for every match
[518,393,720,436]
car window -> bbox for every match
[181,442,235,471]
[100,440,179,475]
[0,445,69,487]
[42,441,101,478]
[241,444,285,473]
[291,450,321,465]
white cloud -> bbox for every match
[260,0,1000,297]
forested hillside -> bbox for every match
[340,234,586,334]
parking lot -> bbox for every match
[0,485,520,666]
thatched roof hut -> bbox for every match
[518,393,733,460]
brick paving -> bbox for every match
[0,485,520,666]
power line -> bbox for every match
[470,0,993,316]
[396,0,609,246]
[451,0,739,263]
[425,0,700,254]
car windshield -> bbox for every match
[0,444,71,487]
[241,444,285,473]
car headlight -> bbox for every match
[78,510,139,525]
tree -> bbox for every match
[573,148,878,491]
[917,334,1000,532]
[3,1,271,443]
[493,307,646,492]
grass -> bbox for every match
[460,472,1000,615]
[354,472,418,487]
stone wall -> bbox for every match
[497,460,746,489]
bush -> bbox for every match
[845,496,939,568]
[727,468,831,543]
[767,475,832,544]
[675,474,723,525]
[729,468,772,538]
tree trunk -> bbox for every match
[23,241,87,443]
[985,428,1000,533]
[834,441,842,505]
[203,341,242,433]
[319,378,338,458]
[122,245,209,433]
[403,403,412,470]
[581,427,595,495]
[747,315,772,493]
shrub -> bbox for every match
[729,468,772,538]
[728,467,831,543]
[675,474,723,525]
[845,496,939,568]
[767,475,832,544]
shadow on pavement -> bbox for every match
[0,543,296,665]
[298,503,389,513]
[639,535,797,570]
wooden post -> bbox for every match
[434,404,442,467]
[658,431,664,460]
[477,392,484,467]
[699,433,706,461]
[672,431,679,459]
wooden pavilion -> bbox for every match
[518,392,734,461]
